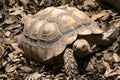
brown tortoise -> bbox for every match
[18,6,118,79]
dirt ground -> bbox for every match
[0,0,120,80]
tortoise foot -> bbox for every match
[64,48,79,80]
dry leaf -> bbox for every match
[25,72,42,80]
[5,31,11,37]
[104,61,113,77]
[0,74,7,78]
[5,64,17,73]
[11,43,23,53]
[9,4,23,15]
[4,17,15,24]
[19,66,32,72]
[20,0,29,9]
[0,14,2,18]
[9,0,16,6]
[84,0,97,8]
[8,53,14,61]
[55,73,66,80]
[104,52,113,61]
[116,76,120,80]
[113,53,120,62]
[91,10,111,20]
[86,61,94,71]
[21,13,32,23]
[8,51,23,62]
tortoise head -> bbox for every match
[73,39,92,57]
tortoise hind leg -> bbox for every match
[64,48,80,79]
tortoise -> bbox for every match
[18,6,117,79]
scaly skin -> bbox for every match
[64,48,80,80]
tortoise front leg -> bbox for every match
[64,48,80,80]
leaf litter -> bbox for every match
[0,0,120,79]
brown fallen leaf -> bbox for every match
[5,31,11,37]
[84,0,97,9]
[0,74,7,78]
[8,52,14,62]
[4,17,15,24]
[25,72,42,80]
[8,51,22,62]
[106,72,118,77]
[116,76,120,80]
[6,24,21,31]
[9,0,16,6]
[113,53,120,62]
[9,4,23,16]
[104,61,113,77]
[116,69,120,75]
[0,29,5,58]
[5,38,15,45]
[91,10,111,21]
[55,73,66,80]
[19,0,29,9]
[103,52,113,61]
[5,64,17,73]
[105,68,120,77]
[11,43,23,53]
[19,66,32,72]
[39,0,45,6]
[0,14,2,18]
[21,13,32,24]
[85,60,94,71]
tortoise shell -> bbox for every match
[18,6,103,62]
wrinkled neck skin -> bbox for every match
[74,49,92,58]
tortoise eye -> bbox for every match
[73,45,76,50]
[82,45,86,49]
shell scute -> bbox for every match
[58,15,76,33]
[37,45,46,60]
[29,20,45,40]
[24,18,37,37]
[47,8,66,21]
[34,7,55,18]
[39,22,62,41]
